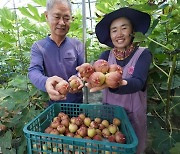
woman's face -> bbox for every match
[110,17,133,50]
[45,2,71,39]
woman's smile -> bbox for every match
[110,17,133,50]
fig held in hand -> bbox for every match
[93,59,109,73]
[69,78,81,91]
[89,72,105,87]
[109,64,123,74]
[105,72,122,88]
[55,80,69,95]
[77,63,94,78]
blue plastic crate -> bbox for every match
[23,103,138,154]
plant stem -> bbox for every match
[152,60,169,77]
[35,103,44,109]
[168,119,172,136]
[170,102,180,111]
[171,96,180,98]
[153,109,165,122]
[169,24,180,34]
[152,84,166,105]
[166,55,177,130]
[147,37,171,50]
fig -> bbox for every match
[87,127,96,138]
[66,132,74,137]
[50,120,60,128]
[94,117,101,124]
[89,72,105,87]
[61,118,70,127]
[78,113,86,120]
[96,129,102,136]
[108,135,116,142]
[102,128,111,138]
[61,114,69,120]
[77,126,87,137]
[101,120,109,128]
[57,124,66,134]
[69,78,81,90]
[55,80,69,95]
[70,117,76,124]
[93,59,109,73]
[84,117,91,127]
[58,112,66,118]
[98,123,105,130]
[109,64,123,74]
[53,116,61,122]
[93,134,102,141]
[74,134,82,138]
[115,131,126,143]
[69,123,78,133]
[105,72,122,88]
[90,121,99,129]
[75,117,83,126]
[44,126,53,134]
[108,124,117,134]
[113,118,121,126]
[77,63,94,78]
[50,129,59,135]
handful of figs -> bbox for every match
[55,59,123,96]
[55,76,82,96]
[77,59,123,89]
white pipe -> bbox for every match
[82,0,88,103]
[82,0,87,62]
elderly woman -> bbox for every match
[93,7,152,153]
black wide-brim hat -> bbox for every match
[95,7,151,47]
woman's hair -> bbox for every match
[46,0,72,14]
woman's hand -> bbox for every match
[85,82,108,92]
[45,76,66,101]
[86,80,128,93]
[68,75,84,93]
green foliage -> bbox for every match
[0,131,16,154]
[148,116,180,154]
[19,4,46,22]
[32,0,46,7]
[170,142,180,154]
[68,9,83,39]
[0,0,179,153]
[0,74,47,153]
[0,2,49,153]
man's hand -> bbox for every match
[45,76,66,101]
[68,75,84,93]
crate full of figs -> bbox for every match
[23,103,138,154]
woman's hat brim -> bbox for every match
[95,7,151,47]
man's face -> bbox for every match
[45,2,71,39]
[110,17,133,50]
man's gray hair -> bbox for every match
[46,0,72,14]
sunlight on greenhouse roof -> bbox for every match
[0,0,96,30]
[0,0,36,8]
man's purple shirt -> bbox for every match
[28,36,84,103]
